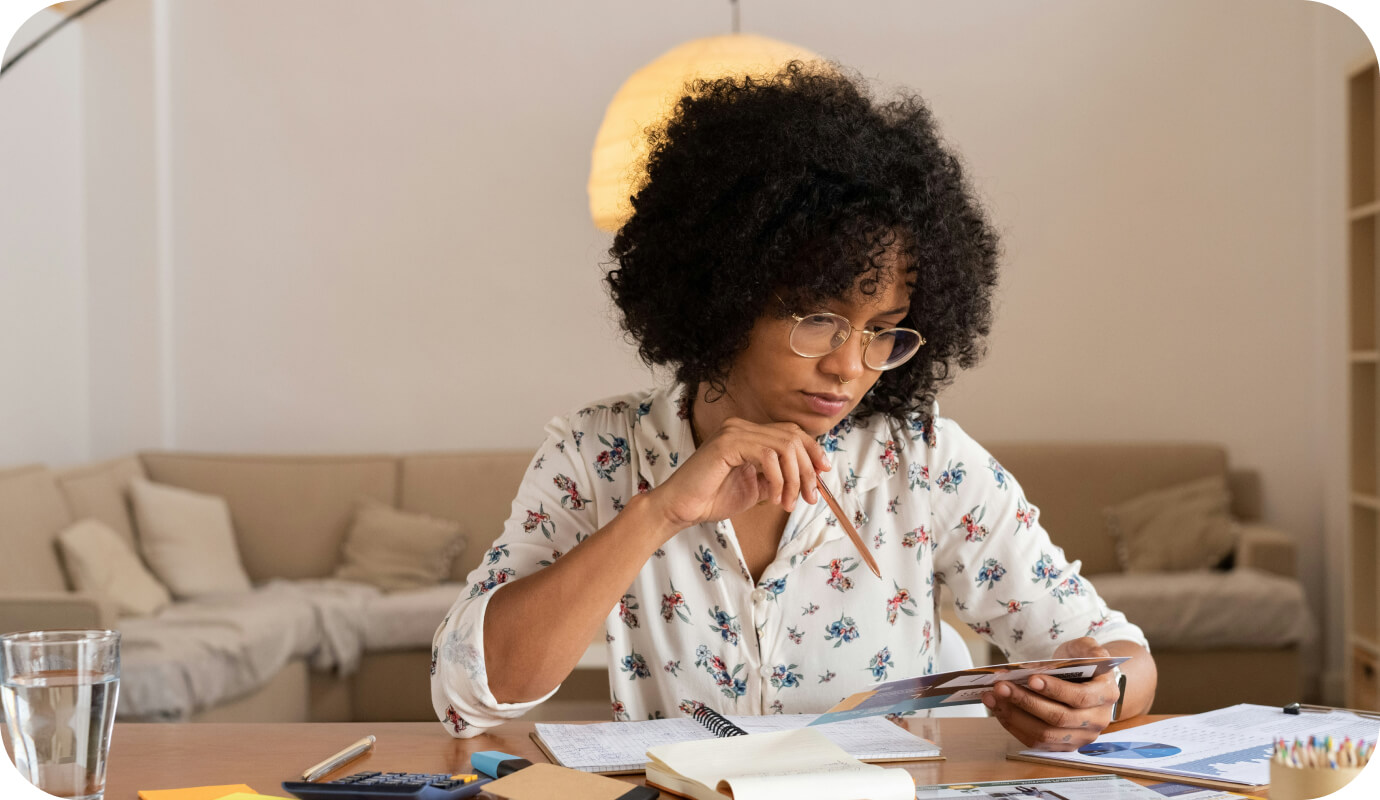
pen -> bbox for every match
[301,735,377,782]
[816,477,881,579]
[1282,702,1380,721]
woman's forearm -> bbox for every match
[482,492,676,703]
[1104,640,1158,718]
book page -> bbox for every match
[724,770,917,800]
[535,718,710,770]
[649,728,914,800]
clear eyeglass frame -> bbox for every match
[780,301,926,371]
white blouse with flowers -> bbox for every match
[430,384,1148,737]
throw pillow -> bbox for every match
[57,518,172,617]
[334,499,465,592]
[1104,474,1239,573]
[130,477,253,598]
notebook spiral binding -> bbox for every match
[691,706,749,738]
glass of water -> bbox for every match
[1,630,120,800]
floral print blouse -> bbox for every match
[431,384,1147,737]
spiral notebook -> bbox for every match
[531,708,941,775]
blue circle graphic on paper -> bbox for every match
[1077,741,1183,759]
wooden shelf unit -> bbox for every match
[1348,57,1380,711]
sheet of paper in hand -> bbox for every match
[808,656,1129,725]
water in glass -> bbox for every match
[2,670,119,800]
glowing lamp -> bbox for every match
[587,33,823,232]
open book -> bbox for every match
[532,711,939,774]
[646,728,916,800]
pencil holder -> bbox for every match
[1270,761,1365,800]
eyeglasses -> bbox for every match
[779,298,925,371]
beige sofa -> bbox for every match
[985,443,1311,712]
[0,450,555,723]
[0,442,1310,721]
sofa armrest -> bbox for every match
[0,592,115,634]
[1235,522,1296,578]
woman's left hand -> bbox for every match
[982,637,1121,751]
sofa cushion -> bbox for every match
[398,451,533,581]
[0,464,74,593]
[360,582,466,651]
[57,518,171,617]
[54,456,146,550]
[116,587,321,720]
[334,500,465,592]
[131,478,253,598]
[985,443,1229,576]
[140,452,397,581]
[1103,475,1238,572]
[1088,568,1313,649]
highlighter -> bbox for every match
[471,750,533,779]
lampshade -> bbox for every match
[587,33,824,232]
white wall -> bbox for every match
[82,0,165,460]
[162,0,681,455]
[0,0,1374,699]
[0,9,88,468]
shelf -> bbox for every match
[1351,68,1378,207]
[1350,216,1377,352]
[1353,507,1379,644]
[1346,58,1379,712]
[1354,647,1380,710]
[1350,362,1376,495]
[1351,201,1380,220]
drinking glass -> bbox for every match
[1,630,121,800]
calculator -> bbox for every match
[281,771,492,800]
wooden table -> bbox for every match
[62,715,1268,798]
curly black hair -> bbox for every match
[605,61,1000,429]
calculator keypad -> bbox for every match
[281,770,490,800]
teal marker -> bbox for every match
[471,750,533,779]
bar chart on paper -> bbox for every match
[1167,744,1276,780]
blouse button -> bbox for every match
[759,665,774,678]
[750,589,769,604]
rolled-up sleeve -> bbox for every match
[930,419,1149,662]
[431,413,601,737]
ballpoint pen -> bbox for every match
[301,735,377,782]
[815,477,882,578]
[1283,702,1380,721]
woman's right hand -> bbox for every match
[645,417,832,532]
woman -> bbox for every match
[432,62,1156,751]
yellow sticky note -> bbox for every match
[138,787,258,800]
[217,794,290,800]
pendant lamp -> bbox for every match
[587,28,822,232]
